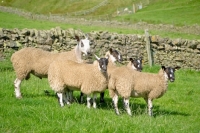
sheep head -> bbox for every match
[75,35,91,55]
[94,54,108,73]
[129,57,143,72]
[162,66,181,82]
[105,48,123,63]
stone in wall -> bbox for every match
[1,27,200,70]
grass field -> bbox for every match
[0,11,200,40]
[115,0,200,26]
[1,0,200,26]
[0,53,200,132]
[0,0,200,40]
[0,0,200,132]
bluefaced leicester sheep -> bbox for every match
[108,65,180,116]
[48,55,109,108]
[11,35,90,99]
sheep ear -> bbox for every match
[85,34,88,39]
[129,58,133,61]
[75,35,80,42]
[106,55,109,60]
[94,54,100,60]
[174,66,181,71]
[109,48,113,53]
[161,66,166,70]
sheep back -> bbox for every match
[132,69,167,100]
[109,66,167,100]
[108,66,135,98]
[57,49,81,63]
[11,47,59,80]
[48,60,108,95]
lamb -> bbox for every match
[108,65,180,116]
[11,35,90,99]
[48,55,109,108]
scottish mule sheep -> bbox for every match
[48,55,109,108]
[108,65,180,116]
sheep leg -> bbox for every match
[100,92,105,103]
[145,98,153,116]
[86,95,92,108]
[93,93,97,108]
[66,90,74,103]
[14,78,22,99]
[112,94,120,115]
[80,92,84,103]
[148,99,153,116]
[57,92,64,107]
[63,91,70,105]
[123,98,132,116]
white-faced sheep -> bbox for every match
[48,55,109,108]
[11,35,90,99]
[108,65,180,116]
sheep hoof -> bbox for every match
[128,113,132,116]
[60,103,65,107]
[100,99,105,103]
[115,112,120,115]
[16,95,22,99]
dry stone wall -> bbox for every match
[1,27,200,70]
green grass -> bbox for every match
[0,11,200,40]
[0,0,200,40]
[0,0,135,15]
[116,0,200,26]
[1,55,200,132]
[1,0,200,27]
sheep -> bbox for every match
[79,48,122,103]
[108,65,180,116]
[98,49,143,103]
[126,57,143,72]
[48,55,109,108]
[78,49,142,104]
[11,35,90,99]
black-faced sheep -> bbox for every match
[108,65,180,116]
[48,55,109,108]
[99,51,143,103]
[79,48,123,103]
[11,35,90,99]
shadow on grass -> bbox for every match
[24,92,190,117]
[80,97,190,117]
[153,106,190,117]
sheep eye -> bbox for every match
[81,42,84,47]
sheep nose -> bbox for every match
[102,66,107,72]
[118,58,123,63]
[102,69,107,73]
[87,51,91,55]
